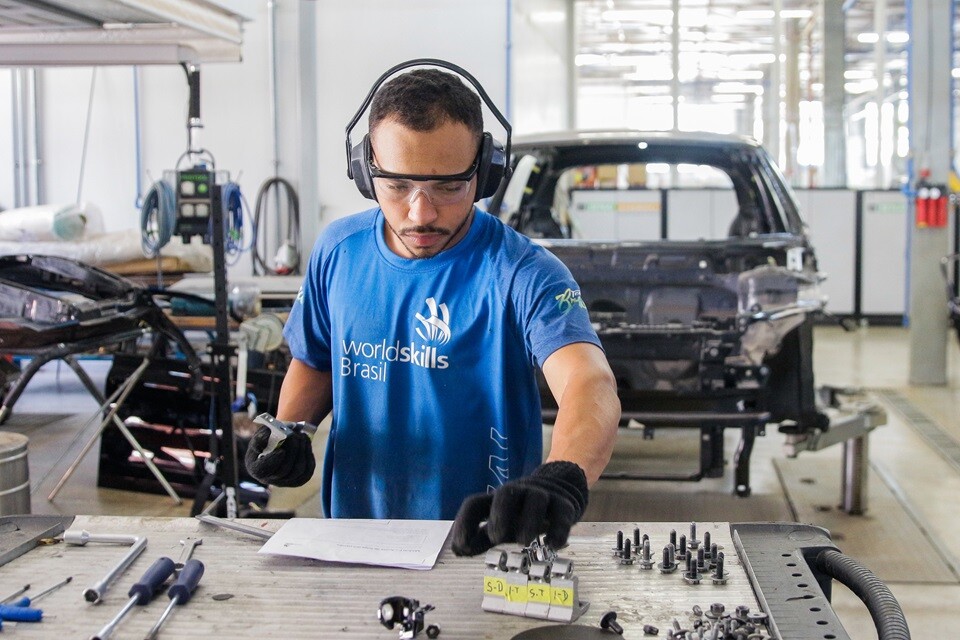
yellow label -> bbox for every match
[505,583,528,603]
[551,587,573,606]
[527,583,551,604]
[483,577,506,596]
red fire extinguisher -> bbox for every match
[915,170,949,228]
[915,170,932,228]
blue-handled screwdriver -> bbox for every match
[5,576,73,608]
[90,557,176,640]
[143,559,204,640]
[0,602,42,622]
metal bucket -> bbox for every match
[0,431,30,515]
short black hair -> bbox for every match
[369,68,483,143]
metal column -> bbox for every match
[907,0,952,385]
[821,0,847,186]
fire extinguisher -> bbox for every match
[915,169,950,228]
[915,170,932,228]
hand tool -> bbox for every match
[174,539,202,573]
[195,514,273,540]
[5,576,73,607]
[0,584,28,604]
[89,557,175,640]
[253,413,318,458]
[143,559,204,640]
[0,602,42,622]
[64,530,147,603]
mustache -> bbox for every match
[400,226,449,236]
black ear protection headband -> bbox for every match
[345,58,512,203]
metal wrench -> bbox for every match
[174,538,202,573]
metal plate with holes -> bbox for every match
[732,523,850,640]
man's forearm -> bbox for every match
[546,368,620,485]
[276,358,334,425]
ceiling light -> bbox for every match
[857,32,880,44]
[530,10,565,24]
[737,9,812,20]
[844,69,875,80]
[886,31,909,44]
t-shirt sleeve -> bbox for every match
[511,245,602,369]
[283,236,333,371]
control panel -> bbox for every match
[175,168,217,242]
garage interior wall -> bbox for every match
[0,1,508,277]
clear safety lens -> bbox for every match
[373,178,472,206]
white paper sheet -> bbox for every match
[257,518,452,570]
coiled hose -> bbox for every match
[140,179,176,257]
[814,549,910,640]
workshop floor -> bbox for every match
[3,326,959,638]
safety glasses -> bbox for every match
[370,150,480,206]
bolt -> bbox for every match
[689,522,700,550]
[600,611,624,635]
[670,529,677,549]
[735,605,750,620]
[712,552,727,585]
[633,527,641,548]
[678,534,688,560]
[703,531,711,554]
[659,544,677,573]
[692,605,703,617]
[639,539,655,569]
[683,553,701,585]
[614,530,624,557]
[642,624,659,635]
[619,539,634,565]
[709,543,719,568]
[708,603,725,619]
[697,546,706,571]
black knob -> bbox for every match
[600,611,624,635]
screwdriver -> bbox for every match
[90,557,176,640]
[143,559,204,640]
[5,576,73,608]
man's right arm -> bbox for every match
[277,358,334,425]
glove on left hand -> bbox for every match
[450,461,588,557]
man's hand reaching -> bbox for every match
[450,461,589,556]
[244,425,316,487]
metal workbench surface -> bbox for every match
[1,517,761,639]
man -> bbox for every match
[245,62,619,556]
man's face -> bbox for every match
[370,117,479,259]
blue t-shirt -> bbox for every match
[284,207,600,519]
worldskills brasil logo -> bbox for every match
[415,297,451,345]
[555,288,586,314]
[339,296,451,382]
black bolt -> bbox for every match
[709,602,725,618]
[710,543,719,565]
[689,522,699,549]
[600,611,624,635]
[620,538,633,564]
[697,546,706,571]
[736,605,750,619]
[633,527,640,548]
[614,530,623,556]
[703,531,711,553]
[678,534,687,559]
[426,624,441,639]
[692,605,703,617]
[642,624,659,635]
[659,544,677,573]
[670,529,677,548]
[712,552,727,585]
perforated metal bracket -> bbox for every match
[731,523,851,640]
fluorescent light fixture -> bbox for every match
[714,82,763,95]
[602,9,673,23]
[738,9,812,19]
[886,31,909,44]
[857,32,880,43]
[530,10,565,23]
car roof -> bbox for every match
[511,129,761,152]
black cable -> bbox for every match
[252,177,301,276]
[814,549,911,640]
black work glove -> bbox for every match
[243,425,316,487]
[451,461,588,556]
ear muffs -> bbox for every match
[345,58,513,204]
[350,135,376,201]
[475,132,507,201]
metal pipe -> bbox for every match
[11,68,26,207]
[195,514,273,540]
[841,435,869,515]
[63,530,147,603]
[29,68,43,204]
